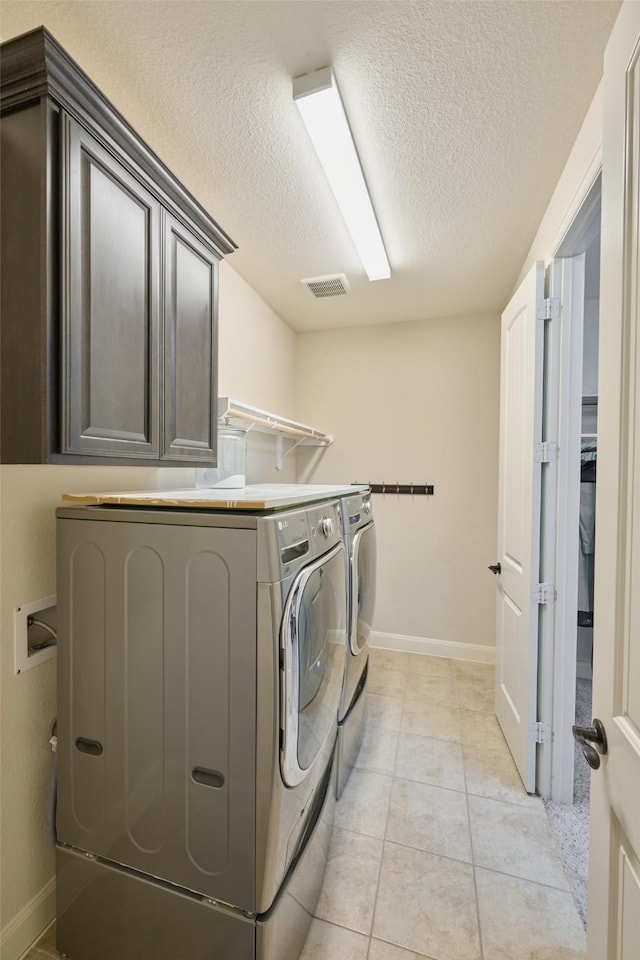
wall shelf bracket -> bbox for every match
[217,397,333,470]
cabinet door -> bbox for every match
[62,115,161,457]
[163,215,218,460]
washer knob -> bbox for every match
[362,500,372,515]
[320,517,334,538]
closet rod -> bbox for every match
[353,483,435,496]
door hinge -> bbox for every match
[535,441,558,463]
[532,582,555,604]
[529,721,552,744]
[536,297,560,321]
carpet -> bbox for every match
[543,678,592,928]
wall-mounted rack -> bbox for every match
[217,397,333,470]
[354,483,435,496]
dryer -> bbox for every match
[336,490,377,798]
[55,498,347,960]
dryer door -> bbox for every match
[281,541,346,787]
[350,521,377,655]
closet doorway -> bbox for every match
[544,173,601,926]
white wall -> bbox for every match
[0,264,297,959]
[295,314,500,653]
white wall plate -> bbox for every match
[14,596,57,674]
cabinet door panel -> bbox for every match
[62,115,160,457]
[164,216,218,460]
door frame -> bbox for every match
[542,170,602,802]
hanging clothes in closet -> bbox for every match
[578,439,597,627]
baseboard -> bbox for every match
[0,876,55,960]
[369,631,495,664]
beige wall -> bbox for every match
[218,262,298,484]
[0,464,193,952]
[295,314,501,650]
[515,83,603,287]
[0,264,297,957]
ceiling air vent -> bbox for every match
[302,274,351,298]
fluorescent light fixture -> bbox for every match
[293,67,390,282]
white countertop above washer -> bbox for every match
[62,483,368,511]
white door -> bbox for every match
[494,262,545,791]
[587,3,640,956]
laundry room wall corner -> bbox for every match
[294,313,500,653]
[0,263,299,960]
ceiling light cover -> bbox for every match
[293,67,390,282]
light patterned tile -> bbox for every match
[403,653,457,679]
[454,660,495,683]
[300,919,370,960]
[356,723,399,775]
[368,939,431,960]
[373,842,481,959]
[367,666,408,699]
[468,795,570,889]
[463,744,541,807]
[386,779,472,862]
[404,672,457,705]
[476,868,586,960]
[455,671,495,713]
[400,699,460,742]
[367,693,403,731]
[315,828,383,934]
[458,708,507,751]
[368,649,411,674]
[395,732,465,791]
[335,769,393,839]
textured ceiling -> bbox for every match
[1,1,620,331]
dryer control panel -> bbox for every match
[259,499,343,583]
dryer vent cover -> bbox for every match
[302,274,351,298]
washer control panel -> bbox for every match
[266,499,343,580]
[320,516,334,538]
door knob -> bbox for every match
[488,563,501,575]
[572,719,607,770]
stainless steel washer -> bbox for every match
[336,490,377,798]
[55,498,347,960]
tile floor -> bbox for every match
[23,649,587,960]
[300,650,586,960]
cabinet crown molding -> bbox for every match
[1,26,237,258]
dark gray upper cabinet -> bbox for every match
[0,27,236,465]
[163,215,218,461]
[62,115,161,459]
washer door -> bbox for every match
[281,541,346,787]
[350,521,377,655]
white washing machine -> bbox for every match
[336,490,377,798]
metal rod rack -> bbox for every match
[354,483,434,496]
